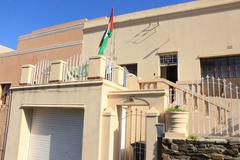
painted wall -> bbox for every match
[4,80,125,160]
[82,0,240,81]
[0,19,85,86]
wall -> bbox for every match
[4,80,125,160]
[0,19,85,86]
[162,138,240,160]
[83,0,240,81]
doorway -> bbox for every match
[159,54,178,83]
[161,66,178,83]
[118,105,149,160]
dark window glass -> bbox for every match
[200,56,240,78]
[120,63,137,76]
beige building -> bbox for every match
[83,0,240,84]
[3,0,240,160]
[0,19,85,159]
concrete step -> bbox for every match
[165,132,186,139]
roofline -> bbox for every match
[0,41,82,58]
[84,0,240,32]
[19,23,84,41]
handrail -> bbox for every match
[139,78,229,111]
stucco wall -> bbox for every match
[0,20,85,86]
[4,80,125,160]
[83,0,240,81]
[17,19,85,50]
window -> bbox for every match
[200,56,240,78]
[160,54,177,66]
[120,63,137,76]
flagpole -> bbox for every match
[113,19,116,62]
[112,8,117,62]
[110,28,113,60]
[110,8,114,61]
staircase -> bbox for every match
[139,77,240,137]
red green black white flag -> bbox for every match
[98,8,114,56]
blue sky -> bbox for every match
[0,0,192,49]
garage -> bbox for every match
[28,108,84,160]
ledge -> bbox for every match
[108,89,165,96]
[21,104,85,109]
[11,79,126,91]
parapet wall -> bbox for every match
[162,138,240,160]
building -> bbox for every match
[0,19,85,159]
[0,19,85,86]
[3,0,240,160]
[0,45,14,54]
[83,0,240,85]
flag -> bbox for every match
[98,8,114,56]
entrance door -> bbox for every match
[161,66,178,83]
[159,54,178,82]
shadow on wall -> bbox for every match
[113,128,120,160]
[142,38,170,60]
[128,22,160,44]
[211,118,240,137]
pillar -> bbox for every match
[88,56,106,79]
[101,107,116,160]
[113,66,124,86]
[20,64,35,85]
[145,107,159,160]
[49,60,66,82]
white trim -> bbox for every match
[21,104,85,109]
[0,41,82,58]
[19,24,84,40]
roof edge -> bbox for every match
[84,0,240,31]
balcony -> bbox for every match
[20,55,129,88]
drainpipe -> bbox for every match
[1,89,12,160]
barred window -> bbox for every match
[160,54,177,66]
[200,56,240,78]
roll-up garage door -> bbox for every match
[28,108,83,160]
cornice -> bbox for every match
[19,23,84,41]
[83,0,240,33]
[0,41,82,58]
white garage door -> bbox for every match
[28,108,84,160]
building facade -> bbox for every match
[83,0,240,84]
[3,0,240,160]
[0,19,85,159]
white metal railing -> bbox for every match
[105,57,129,87]
[123,67,129,87]
[30,55,128,87]
[32,60,51,85]
[139,76,240,137]
[105,58,114,81]
[63,54,89,82]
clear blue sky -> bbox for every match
[0,0,192,49]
